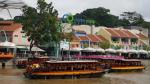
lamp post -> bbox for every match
[0,30,8,67]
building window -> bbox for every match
[131,38,138,43]
[121,38,128,43]
[22,36,26,38]
[14,35,18,37]
[112,37,119,42]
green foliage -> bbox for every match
[14,0,60,51]
[74,7,147,28]
[74,7,119,27]
[99,41,110,49]
[0,18,4,21]
[120,11,144,26]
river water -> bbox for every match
[0,60,150,84]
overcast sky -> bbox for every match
[0,0,150,21]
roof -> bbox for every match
[78,36,89,41]
[96,35,107,42]
[0,21,22,31]
[122,30,137,38]
[136,33,148,39]
[46,60,98,63]
[87,34,99,42]
[105,28,120,37]
[114,29,129,38]
[105,28,137,38]
[72,35,80,42]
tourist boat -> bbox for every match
[24,60,105,79]
[16,56,49,68]
[0,52,14,62]
[75,55,145,71]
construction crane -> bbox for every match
[0,0,26,19]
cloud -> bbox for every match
[0,0,150,21]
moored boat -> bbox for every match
[16,56,49,68]
[24,60,105,79]
[75,55,145,71]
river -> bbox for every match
[0,60,150,84]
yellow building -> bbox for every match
[97,28,144,49]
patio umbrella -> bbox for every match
[127,49,138,53]
[96,48,105,53]
[70,47,83,51]
[0,41,16,48]
[116,49,128,53]
[82,47,96,52]
[105,48,116,53]
[138,49,148,54]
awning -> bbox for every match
[0,41,16,48]
[27,46,45,52]
[16,46,45,52]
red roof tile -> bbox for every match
[96,35,107,42]
[136,33,148,39]
[122,30,137,38]
[114,29,129,38]
[0,21,22,31]
[105,28,138,38]
[105,28,120,37]
[87,34,99,42]
[78,36,89,41]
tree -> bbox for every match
[120,11,144,26]
[14,0,60,53]
[99,41,110,49]
[74,7,120,27]
[0,18,4,21]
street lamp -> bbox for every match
[0,30,8,42]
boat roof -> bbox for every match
[45,60,98,63]
[76,55,124,60]
[28,56,49,59]
[121,59,141,62]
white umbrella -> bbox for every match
[70,47,83,51]
[148,51,150,53]
[105,48,116,53]
[82,47,96,52]
[138,50,148,54]
[127,49,138,53]
[116,49,128,53]
[0,41,16,48]
[96,48,105,53]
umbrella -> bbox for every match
[0,41,16,48]
[82,47,96,52]
[70,47,83,51]
[96,48,105,53]
[127,49,138,53]
[105,48,116,53]
[116,49,128,53]
[138,50,148,54]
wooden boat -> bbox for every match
[0,52,14,62]
[111,59,145,71]
[24,60,105,79]
[75,55,145,71]
[16,56,49,68]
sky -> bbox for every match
[0,0,150,21]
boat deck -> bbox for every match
[111,66,145,70]
[31,70,104,76]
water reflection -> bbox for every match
[0,60,150,84]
